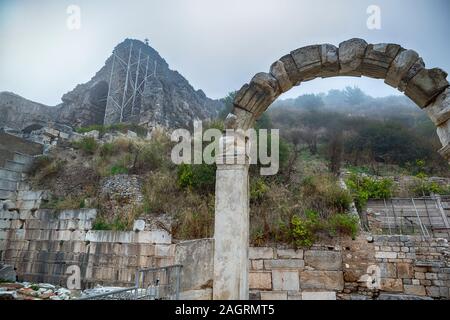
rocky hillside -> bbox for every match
[0,92,59,131]
[0,39,223,131]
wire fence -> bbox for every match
[366,194,450,238]
[78,264,183,300]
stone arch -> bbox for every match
[213,38,450,301]
[228,38,450,159]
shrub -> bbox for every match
[411,179,450,196]
[132,138,169,173]
[300,174,352,217]
[111,216,129,231]
[250,178,269,203]
[99,142,116,158]
[142,172,176,214]
[346,174,393,211]
[177,163,216,193]
[28,155,52,176]
[328,214,359,239]
[110,165,128,175]
[172,192,215,239]
[92,217,112,230]
[73,137,98,155]
[40,196,85,210]
[290,210,320,248]
[31,159,65,184]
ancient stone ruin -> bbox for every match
[1,38,450,301]
[213,38,450,299]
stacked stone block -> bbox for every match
[248,246,343,300]
[0,203,173,288]
[374,235,450,299]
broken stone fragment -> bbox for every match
[291,45,322,81]
[405,68,449,108]
[424,87,450,126]
[361,43,402,79]
[270,60,293,92]
[385,49,420,88]
[338,38,368,76]
[319,44,339,78]
[279,54,302,85]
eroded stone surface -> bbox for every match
[250,72,280,98]
[270,60,293,92]
[385,49,420,88]
[424,87,450,126]
[279,54,302,85]
[249,247,274,260]
[271,270,299,291]
[405,68,449,108]
[338,38,368,76]
[398,58,425,92]
[361,43,402,79]
[304,250,342,271]
[436,119,450,148]
[249,272,272,290]
[233,82,272,117]
[302,291,336,300]
[299,271,344,291]
[291,45,322,81]
[319,44,339,78]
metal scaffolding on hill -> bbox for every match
[103,41,158,125]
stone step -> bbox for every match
[0,178,17,191]
[16,190,44,201]
[13,152,34,166]
[4,160,26,173]
[0,189,15,200]
[0,168,21,181]
[17,182,31,191]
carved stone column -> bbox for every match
[212,131,250,300]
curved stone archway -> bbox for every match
[213,38,450,300]
[229,38,450,157]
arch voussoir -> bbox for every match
[385,49,420,88]
[404,68,449,108]
[338,38,368,76]
[360,43,402,79]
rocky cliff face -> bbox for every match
[0,92,60,131]
[0,39,223,131]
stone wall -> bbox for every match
[1,187,450,300]
[2,205,450,300]
[247,235,450,300]
[0,197,173,288]
[248,246,343,300]
[373,235,450,299]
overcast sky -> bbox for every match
[0,0,449,105]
